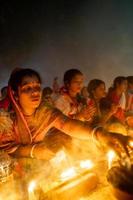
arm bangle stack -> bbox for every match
[30,144,37,158]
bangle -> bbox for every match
[30,144,37,158]
[91,126,102,143]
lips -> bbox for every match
[31,97,40,102]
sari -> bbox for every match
[0,86,66,154]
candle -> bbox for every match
[107,150,116,169]
[60,167,77,181]
[80,160,94,170]
[28,180,36,200]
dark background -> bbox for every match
[0,0,133,89]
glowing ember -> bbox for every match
[60,167,77,181]
[107,150,116,169]
[80,160,94,169]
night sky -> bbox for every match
[0,0,133,89]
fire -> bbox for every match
[129,140,133,148]
[107,150,116,169]
[80,160,94,169]
[28,180,36,200]
[60,167,77,181]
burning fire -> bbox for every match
[80,160,94,169]
[107,150,116,169]
[60,167,77,181]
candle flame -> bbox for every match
[107,150,116,169]
[28,180,36,193]
[129,140,133,148]
[60,167,77,181]
[80,160,94,169]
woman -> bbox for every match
[0,68,131,160]
[107,76,128,124]
[87,79,106,124]
[54,69,95,121]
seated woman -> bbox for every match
[87,79,106,125]
[107,76,128,124]
[54,68,95,121]
[0,68,131,161]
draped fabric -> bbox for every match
[0,86,62,154]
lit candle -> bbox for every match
[107,150,116,169]
[80,160,94,170]
[28,180,36,200]
[129,140,133,148]
[60,167,77,181]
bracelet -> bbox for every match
[91,126,102,143]
[30,144,37,158]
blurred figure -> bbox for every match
[126,76,133,112]
[42,87,53,105]
[0,86,11,111]
[87,79,106,124]
[107,76,128,124]
[79,86,90,106]
[52,76,60,94]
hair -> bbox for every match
[1,86,8,96]
[87,79,105,98]
[108,76,127,94]
[42,87,53,97]
[8,68,42,93]
[63,69,83,88]
[127,76,133,85]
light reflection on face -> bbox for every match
[93,83,106,100]
[68,74,84,94]
[18,76,42,113]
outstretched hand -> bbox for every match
[98,130,133,158]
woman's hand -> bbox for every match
[32,143,55,160]
[96,128,133,158]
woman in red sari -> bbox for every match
[0,68,131,160]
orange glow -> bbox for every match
[60,167,77,181]
[80,160,94,169]
[107,150,116,169]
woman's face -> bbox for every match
[118,80,128,93]
[68,74,84,94]
[93,83,106,100]
[17,75,42,114]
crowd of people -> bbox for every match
[0,67,132,167]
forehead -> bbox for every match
[20,75,40,86]
[96,83,105,89]
[71,74,84,81]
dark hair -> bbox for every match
[127,76,133,85]
[108,76,127,94]
[8,68,42,93]
[43,87,53,97]
[1,86,8,96]
[63,69,83,87]
[113,76,127,89]
[87,79,105,98]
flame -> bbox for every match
[107,150,116,169]
[129,140,133,148]
[28,180,36,193]
[51,150,67,165]
[80,160,94,169]
[60,167,77,181]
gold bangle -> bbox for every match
[30,144,37,158]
